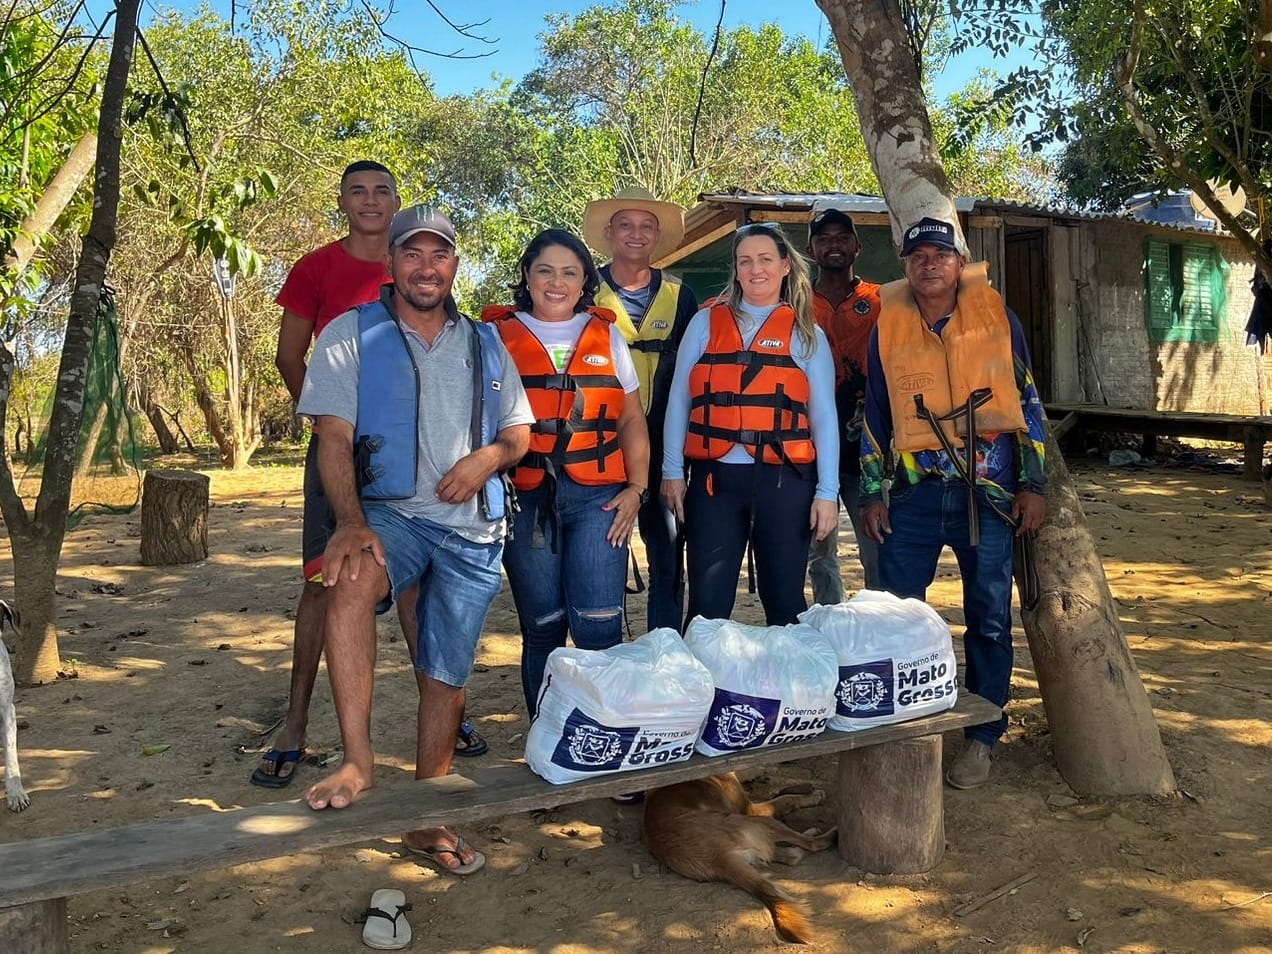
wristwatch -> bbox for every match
[626,483,650,505]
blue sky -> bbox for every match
[113,0,1032,101]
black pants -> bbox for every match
[684,460,816,627]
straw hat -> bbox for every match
[583,186,686,262]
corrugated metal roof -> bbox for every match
[691,190,1231,239]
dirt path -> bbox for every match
[0,458,1269,953]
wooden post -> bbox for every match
[836,734,944,874]
[1242,426,1265,482]
[140,469,210,565]
[0,898,69,953]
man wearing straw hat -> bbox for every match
[583,188,699,636]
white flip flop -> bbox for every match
[361,888,412,950]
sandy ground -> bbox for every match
[1,452,1270,953]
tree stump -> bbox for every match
[837,734,944,874]
[0,899,69,953]
[140,469,210,565]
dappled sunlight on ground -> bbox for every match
[0,457,1269,951]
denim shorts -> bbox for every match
[364,504,504,687]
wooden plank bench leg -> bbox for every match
[836,734,944,874]
[1243,426,1265,482]
[0,898,69,953]
[1142,432,1158,462]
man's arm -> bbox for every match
[601,389,651,546]
[435,425,531,504]
[1006,310,1047,496]
[313,415,383,584]
[858,326,893,504]
[276,310,315,402]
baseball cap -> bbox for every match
[900,217,959,256]
[809,204,856,238]
[389,204,456,249]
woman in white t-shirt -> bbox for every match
[483,229,650,717]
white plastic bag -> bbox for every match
[799,590,958,731]
[525,628,715,784]
[683,617,838,756]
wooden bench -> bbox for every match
[1046,402,1272,481]
[0,693,999,951]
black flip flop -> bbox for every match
[453,722,488,758]
[249,747,304,788]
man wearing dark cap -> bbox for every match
[805,201,883,603]
[859,216,1047,789]
[297,205,533,874]
[256,166,487,792]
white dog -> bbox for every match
[1,599,30,811]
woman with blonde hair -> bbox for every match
[661,222,839,626]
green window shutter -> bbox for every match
[1144,239,1228,344]
[1205,244,1229,339]
[1179,244,1213,342]
[1144,238,1176,340]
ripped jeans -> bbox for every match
[503,475,629,717]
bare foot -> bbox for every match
[305,762,372,810]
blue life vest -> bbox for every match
[354,295,508,520]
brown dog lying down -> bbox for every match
[643,773,837,944]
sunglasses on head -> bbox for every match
[735,222,788,245]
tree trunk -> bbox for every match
[137,383,179,454]
[815,0,961,250]
[818,0,1175,794]
[0,0,143,686]
[182,343,233,467]
[1021,431,1176,794]
[1256,0,1272,71]
[219,296,259,469]
[2,132,97,280]
[140,469,209,565]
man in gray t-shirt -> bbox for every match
[301,205,531,877]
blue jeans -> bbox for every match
[637,490,684,631]
[364,505,504,687]
[877,479,1015,746]
[842,474,881,590]
[503,477,629,716]
[805,473,881,603]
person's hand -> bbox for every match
[322,524,385,587]
[1012,490,1046,536]
[436,449,494,504]
[661,478,687,523]
[861,500,891,544]
[601,486,642,547]
[810,498,839,542]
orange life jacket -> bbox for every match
[684,304,816,465]
[877,262,1027,453]
[483,306,628,490]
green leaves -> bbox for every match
[185,218,263,277]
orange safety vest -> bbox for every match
[877,262,1027,453]
[684,304,816,465]
[483,306,628,490]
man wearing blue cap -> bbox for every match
[298,205,533,874]
[859,216,1048,789]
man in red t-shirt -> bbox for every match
[805,203,882,603]
[249,161,400,788]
